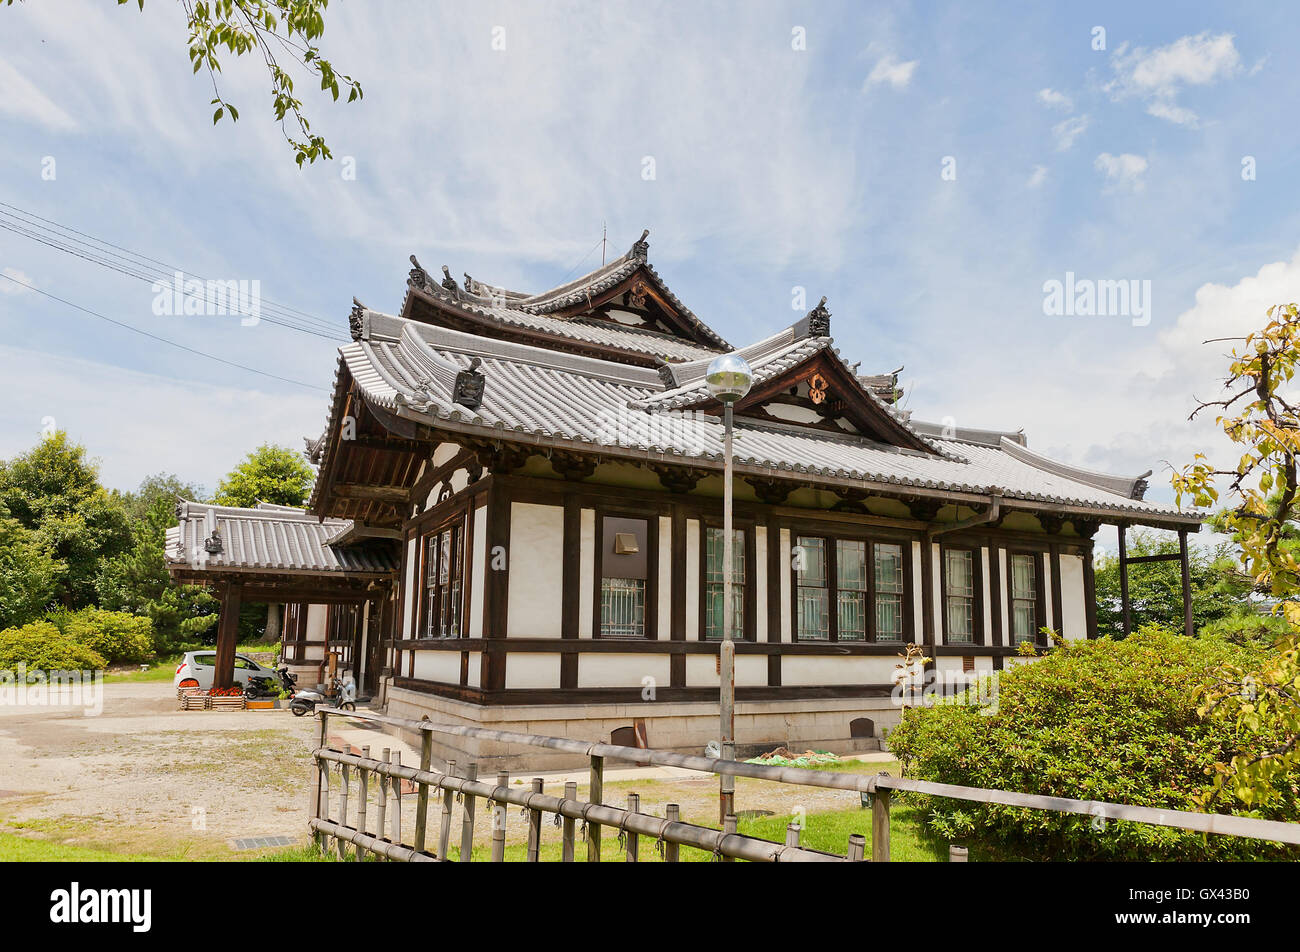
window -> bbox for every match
[1009,553,1037,644]
[943,548,976,644]
[601,578,646,637]
[704,527,745,640]
[600,516,650,638]
[422,520,463,637]
[795,536,908,642]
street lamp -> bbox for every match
[706,352,753,823]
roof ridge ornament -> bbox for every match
[630,228,650,260]
[349,297,367,341]
[408,254,432,291]
[807,296,830,337]
[440,265,460,295]
[652,357,677,388]
[453,356,486,410]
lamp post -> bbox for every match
[705,352,753,823]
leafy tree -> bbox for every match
[0,432,132,608]
[213,444,315,509]
[0,507,60,628]
[96,473,218,647]
[1,0,364,166]
[1093,530,1252,638]
[61,608,155,664]
[1174,302,1300,805]
[0,621,108,674]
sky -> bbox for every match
[1,1,1298,553]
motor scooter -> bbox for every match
[289,673,356,717]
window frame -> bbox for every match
[789,530,914,644]
[418,511,466,639]
[1005,548,1047,646]
[940,543,984,646]
[698,520,756,641]
[593,509,659,640]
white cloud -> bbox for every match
[1107,32,1242,127]
[0,54,75,131]
[1052,114,1089,151]
[1036,88,1072,111]
[0,268,33,294]
[1094,152,1149,191]
[864,55,918,90]
[1026,165,1047,188]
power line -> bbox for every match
[0,203,345,340]
[0,271,329,392]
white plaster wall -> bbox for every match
[469,504,487,638]
[755,527,768,642]
[998,548,1009,636]
[779,528,792,642]
[467,652,481,688]
[412,651,460,684]
[306,604,328,641]
[431,442,460,467]
[506,653,562,689]
[685,653,766,687]
[658,515,672,639]
[402,538,417,639]
[507,502,565,638]
[911,540,924,641]
[981,546,993,646]
[578,509,595,637]
[577,653,671,688]
[685,519,700,640]
[782,656,897,686]
[449,468,469,493]
[1059,553,1087,640]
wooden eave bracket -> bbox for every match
[927,492,1002,539]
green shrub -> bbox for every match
[887,625,1300,861]
[62,608,155,664]
[0,622,107,673]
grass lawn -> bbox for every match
[0,833,163,862]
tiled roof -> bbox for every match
[167,501,398,576]
[326,311,1199,524]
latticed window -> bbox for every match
[1009,553,1037,644]
[423,521,462,638]
[601,577,646,638]
[796,536,906,642]
[944,548,975,644]
[874,542,904,642]
[795,536,829,641]
[704,527,745,640]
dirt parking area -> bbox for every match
[0,681,320,859]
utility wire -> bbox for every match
[0,271,328,392]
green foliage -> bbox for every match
[0,622,107,673]
[0,432,132,608]
[61,608,155,664]
[0,508,59,628]
[887,627,1299,861]
[1094,530,1251,638]
[213,444,315,509]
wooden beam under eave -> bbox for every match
[332,483,411,504]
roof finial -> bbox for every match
[453,357,486,410]
[349,297,367,341]
[409,254,437,292]
[806,296,830,337]
[440,265,459,294]
[630,229,650,260]
[464,272,477,295]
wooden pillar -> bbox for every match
[1178,529,1193,638]
[1117,524,1131,639]
[214,582,242,690]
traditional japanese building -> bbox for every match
[171,231,1201,767]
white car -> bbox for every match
[174,651,277,690]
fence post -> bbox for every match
[311,713,328,851]
[375,748,390,858]
[664,804,680,863]
[338,761,351,861]
[847,833,866,862]
[459,762,478,862]
[412,728,433,855]
[526,778,544,862]
[562,781,577,862]
[722,814,737,862]
[872,784,891,863]
[587,754,604,862]
[625,793,640,862]
[390,751,402,847]
[785,821,800,849]
[949,845,969,862]
[438,759,456,860]
[355,745,370,862]
[491,770,509,863]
